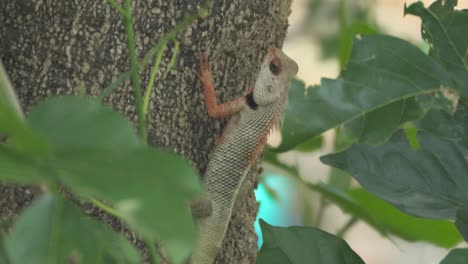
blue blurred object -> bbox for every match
[254,173,304,247]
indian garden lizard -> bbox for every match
[190,48,298,264]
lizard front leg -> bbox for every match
[197,53,246,118]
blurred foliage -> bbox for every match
[6,194,141,264]
[262,0,468,262]
[306,0,380,67]
[0,1,211,263]
[0,94,203,264]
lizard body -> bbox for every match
[191,48,298,264]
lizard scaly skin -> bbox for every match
[191,48,298,264]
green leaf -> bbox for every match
[25,96,202,263]
[310,184,462,247]
[440,249,468,264]
[0,145,51,184]
[417,102,468,147]
[339,21,379,69]
[279,35,450,152]
[348,188,461,247]
[405,1,468,97]
[257,219,364,264]
[428,0,458,17]
[54,147,201,262]
[321,128,468,219]
[27,96,141,150]
[0,63,49,157]
[455,210,468,242]
[6,194,141,264]
[346,97,425,144]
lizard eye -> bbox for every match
[269,58,281,75]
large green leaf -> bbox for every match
[0,62,49,157]
[256,220,364,264]
[5,194,141,264]
[345,97,425,144]
[348,188,461,247]
[321,113,468,220]
[338,21,379,69]
[0,145,51,184]
[455,210,468,242]
[310,184,461,247]
[440,249,468,264]
[24,96,202,263]
[53,147,200,261]
[267,141,461,247]
[27,96,141,150]
[405,1,468,97]
[427,0,458,17]
[417,101,468,147]
[279,35,450,152]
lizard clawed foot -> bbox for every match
[195,52,213,86]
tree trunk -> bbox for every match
[0,1,292,262]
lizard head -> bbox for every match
[252,48,298,106]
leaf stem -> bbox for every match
[314,196,328,227]
[145,238,160,264]
[0,61,24,119]
[336,216,358,237]
[143,41,168,116]
[99,0,212,101]
[122,0,146,142]
[107,0,125,15]
[162,40,180,79]
[88,196,161,263]
[88,196,124,219]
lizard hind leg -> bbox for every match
[190,197,213,218]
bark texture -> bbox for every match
[0,0,292,263]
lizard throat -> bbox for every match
[245,92,258,110]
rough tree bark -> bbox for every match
[0,1,292,263]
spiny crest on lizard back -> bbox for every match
[246,48,298,164]
[253,48,299,106]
